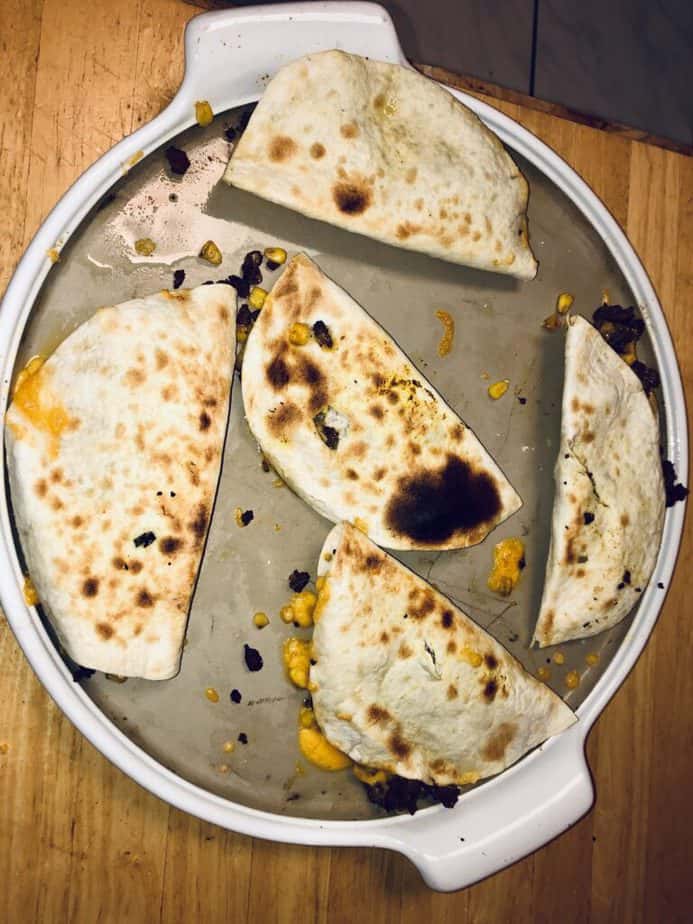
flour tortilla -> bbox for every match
[224,50,537,280]
[242,253,521,551]
[532,315,665,647]
[310,523,575,785]
[5,285,236,679]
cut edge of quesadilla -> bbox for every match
[532,314,665,648]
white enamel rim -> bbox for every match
[0,3,687,893]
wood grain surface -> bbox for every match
[1,2,691,921]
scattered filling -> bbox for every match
[172,268,186,289]
[105,674,127,684]
[133,531,156,548]
[487,538,525,596]
[352,517,369,534]
[297,707,351,771]
[253,611,269,629]
[592,303,661,394]
[199,240,222,266]
[435,310,455,357]
[230,689,242,704]
[243,644,263,672]
[222,740,235,754]
[134,238,156,256]
[47,248,60,264]
[264,246,287,268]
[662,459,689,507]
[22,575,39,606]
[238,732,248,744]
[280,590,317,627]
[353,764,389,786]
[283,637,312,688]
[165,146,190,176]
[288,322,311,346]
[313,409,340,450]
[364,775,460,815]
[9,358,74,458]
[543,291,574,329]
[487,379,509,400]
[288,570,310,592]
[205,687,220,703]
[234,507,254,527]
[312,320,333,349]
[195,100,214,127]
[248,286,267,310]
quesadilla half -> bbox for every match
[224,50,537,280]
[242,254,521,550]
[5,285,236,680]
[532,315,665,647]
[310,523,575,785]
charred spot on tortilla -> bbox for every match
[310,142,326,159]
[388,732,411,760]
[133,531,156,549]
[333,181,372,215]
[268,135,297,162]
[312,320,333,349]
[266,356,290,390]
[484,654,498,670]
[367,704,391,725]
[136,589,155,608]
[386,455,502,545]
[129,561,143,574]
[482,722,516,762]
[113,557,129,571]
[441,610,454,629]
[199,411,211,431]
[188,503,209,544]
[82,578,99,598]
[583,511,595,525]
[159,537,182,555]
[268,402,299,436]
[314,410,339,450]
[483,678,498,702]
[369,404,384,420]
[96,622,114,640]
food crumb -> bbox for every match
[353,517,369,534]
[435,310,455,357]
[217,763,231,774]
[47,248,60,264]
[235,507,254,527]
[238,732,248,744]
[248,286,268,310]
[205,687,220,703]
[244,644,263,672]
[134,238,156,257]
[585,653,600,667]
[537,666,551,681]
[487,538,525,596]
[105,674,128,684]
[272,478,285,488]
[565,670,580,690]
[264,246,287,266]
[488,379,509,400]
[222,741,235,754]
[195,100,214,126]
[657,582,664,589]
[552,651,566,665]
[199,240,222,266]
[165,146,191,176]
[273,523,281,532]
[23,575,39,606]
[172,268,186,290]
[253,611,269,629]
[230,689,242,704]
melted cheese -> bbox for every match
[313,576,330,623]
[487,537,525,596]
[10,360,74,458]
[298,727,351,771]
[283,637,312,688]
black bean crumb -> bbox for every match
[241,250,263,286]
[227,275,250,297]
[662,459,689,508]
[240,509,254,526]
[577,555,588,564]
[583,512,595,525]
[172,269,185,290]
[230,688,242,704]
[303,694,313,709]
[288,570,311,592]
[170,491,176,498]
[312,320,333,349]
[622,570,631,585]
[224,126,237,142]
[71,664,95,682]
[313,410,339,450]
[156,491,163,496]
[657,582,664,589]
[617,582,625,590]
[261,457,271,473]
[133,531,156,548]
[631,360,660,395]
[243,644,263,672]
[517,396,527,405]
[238,732,248,744]
[635,587,642,593]
[518,557,526,570]
[266,259,280,271]
[364,776,460,815]
[165,145,191,176]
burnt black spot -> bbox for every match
[622,569,631,585]
[159,537,182,555]
[288,570,310,592]
[136,589,154,608]
[583,511,595,525]
[333,181,372,215]
[165,146,190,176]
[364,555,381,571]
[313,410,339,450]
[188,503,209,544]
[388,732,411,760]
[199,411,211,431]
[484,654,498,670]
[267,356,290,390]
[133,531,156,548]
[312,320,333,349]
[385,455,501,545]
[441,610,454,629]
[82,578,99,598]
[244,644,263,672]
[483,679,498,702]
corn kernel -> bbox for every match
[552,651,565,665]
[199,240,222,265]
[264,246,287,265]
[459,646,483,668]
[253,611,269,629]
[353,517,369,534]
[556,292,574,314]
[585,652,600,667]
[288,322,311,346]
[23,576,39,606]
[195,100,214,127]
[134,238,156,256]
[280,604,295,624]
[565,670,580,690]
[299,706,315,729]
[488,379,510,400]
[248,286,267,310]
[205,687,220,703]
[222,740,235,754]
[283,637,312,689]
[537,665,551,681]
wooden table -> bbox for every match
[1,2,691,921]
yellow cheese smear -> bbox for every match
[23,575,39,606]
[487,538,525,596]
[10,359,74,458]
[296,706,351,771]
[283,637,312,689]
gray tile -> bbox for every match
[381,0,535,92]
[535,0,693,145]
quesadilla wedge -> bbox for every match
[224,50,537,280]
[309,523,575,785]
[242,254,521,551]
[532,315,665,647]
[5,285,236,680]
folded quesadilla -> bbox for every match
[242,254,521,550]
[5,285,236,680]
[224,50,537,280]
[310,523,575,785]
[532,315,665,647]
